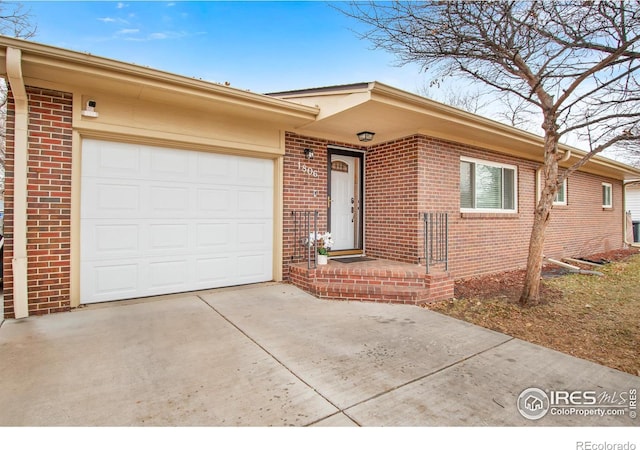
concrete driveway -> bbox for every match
[0,283,637,426]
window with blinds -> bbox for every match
[460,157,517,212]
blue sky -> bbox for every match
[21,1,427,94]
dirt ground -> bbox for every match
[426,248,640,375]
[453,248,639,302]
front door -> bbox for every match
[329,150,363,252]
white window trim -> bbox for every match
[602,182,613,209]
[536,169,568,206]
[553,178,568,206]
[460,156,518,213]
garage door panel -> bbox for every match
[149,260,189,289]
[237,254,271,280]
[237,222,271,248]
[82,140,142,178]
[149,224,189,251]
[81,140,274,304]
[238,157,273,186]
[82,182,141,217]
[149,149,190,178]
[197,188,232,213]
[100,145,141,174]
[196,152,236,181]
[195,222,233,249]
[97,264,139,293]
[101,184,141,212]
[149,185,190,213]
[85,262,140,298]
[82,221,141,260]
[238,189,272,215]
[196,257,235,284]
[95,224,140,254]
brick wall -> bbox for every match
[364,136,420,262]
[282,132,370,279]
[2,91,623,317]
[282,133,330,279]
[418,136,624,279]
[545,170,623,258]
[282,132,625,282]
[426,139,538,278]
[3,87,73,318]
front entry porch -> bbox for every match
[288,257,453,305]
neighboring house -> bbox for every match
[2,36,640,319]
[626,181,640,242]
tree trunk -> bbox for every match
[520,123,560,306]
[519,201,552,305]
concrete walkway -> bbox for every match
[0,283,637,426]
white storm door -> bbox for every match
[330,155,356,250]
[80,140,274,304]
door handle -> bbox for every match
[327,196,331,209]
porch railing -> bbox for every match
[422,212,449,274]
[292,210,319,269]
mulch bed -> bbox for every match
[454,248,640,303]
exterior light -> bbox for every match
[304,148,314,160]
[357,131,375,142]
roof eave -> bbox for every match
[0,36,319,124]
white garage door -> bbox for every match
[81,140,274,304]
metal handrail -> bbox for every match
[292,210,319,269]
[423,212,449,274]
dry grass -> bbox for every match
[425,253,640,376]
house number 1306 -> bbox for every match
[298,161,318,178]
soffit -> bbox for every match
[282,82,640,181]
[0,39,318,128]
[286,83,548,157]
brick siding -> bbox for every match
[3,87,73,318]
[364,136,420,262]
[423,137,624,279]
[282,132,365,279]
[2,98,624,316]
[282,132,625,282]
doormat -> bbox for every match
[333,257,376,263]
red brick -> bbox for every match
[282,132,624,290]
[3,86,73,318]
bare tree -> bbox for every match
[418,84,488,115]
[342,1,640,305]
[0,1,35,39]
[0,1,36,193]
[443,88,487,115]
[494,94,539,132]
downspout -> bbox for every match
[5,47,29,318]
[623,181,640,248]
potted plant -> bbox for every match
[308,231,334,265]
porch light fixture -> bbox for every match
[357,131,375,142]
[304,148,314,160]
